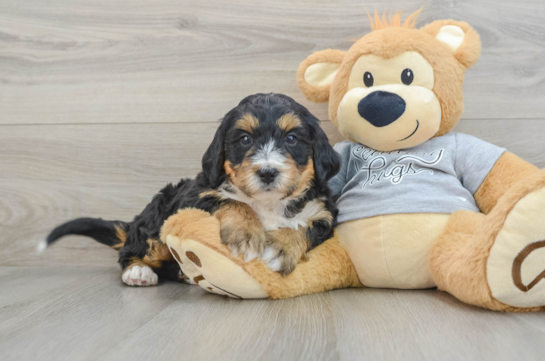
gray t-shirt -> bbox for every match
[329,133,506,223]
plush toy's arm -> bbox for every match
[162,209,362,299]
[474,152,539,213]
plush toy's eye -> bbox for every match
[401,68,414,85]
[363,72,374,87]
[286,134,298,145]
[240,135,253,146]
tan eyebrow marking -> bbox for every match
[277,113,302,132]
[235,114,259,133]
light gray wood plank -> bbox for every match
[0,122,216,267]
[327,289,545,361]
[1,267,545,361]
[452,118,545,163]
[0,0,544,125]
[0,267,188,361]
[1,119,544,267]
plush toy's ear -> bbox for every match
[296,49,346,103]
[420,20,481,69]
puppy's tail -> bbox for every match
[39,218,129,253]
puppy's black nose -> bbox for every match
[358,91,406,127]
[258,168,278,185]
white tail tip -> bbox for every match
[36,240,48,254]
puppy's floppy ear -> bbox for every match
[297,49,346,103]
[420,20,481,69]
[202,121,228,188]
[308,116,341,190]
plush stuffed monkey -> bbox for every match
[162,12,545,311]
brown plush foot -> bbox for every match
[431,170,545,311]
[166,235,269,299]
[487,186,545,308]
[161,208,269,298]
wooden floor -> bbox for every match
[1,0,545,360]
[1,267,545,361]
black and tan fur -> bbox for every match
[44,93,340,284]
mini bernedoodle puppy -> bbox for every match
[43,93,340,286]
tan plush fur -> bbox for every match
[338,213,449,289]
[420,20,481,69]
[246,232,362,299]
[431,169,545,312]
[296,49,346,103]
[160,208,222,247]
[475,152,539,214]
[368,9,421,31]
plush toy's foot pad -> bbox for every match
[487,186,545,308]
[165,235,269,299]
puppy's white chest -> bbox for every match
[250,199,322,231]
[250,202,295,231]
[218,187,316,231]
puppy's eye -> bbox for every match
[240,135,252,146]
[363,71,374,87]
[401,68,414,85]
[286,135,298,145]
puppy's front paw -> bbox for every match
[122,265,158,286]
[214,200,267,262]
[220,223,266,262]
[261,244,300,276]
[262,228,309,276]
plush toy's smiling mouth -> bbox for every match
[397,119,419,142]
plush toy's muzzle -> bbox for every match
[337,83,442,151]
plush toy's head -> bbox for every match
[297,11,481,151]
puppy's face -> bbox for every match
[223,112,315,201]
[202,94,340,201]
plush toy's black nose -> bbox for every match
[357,91,406,127]
[258,168,278,185]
